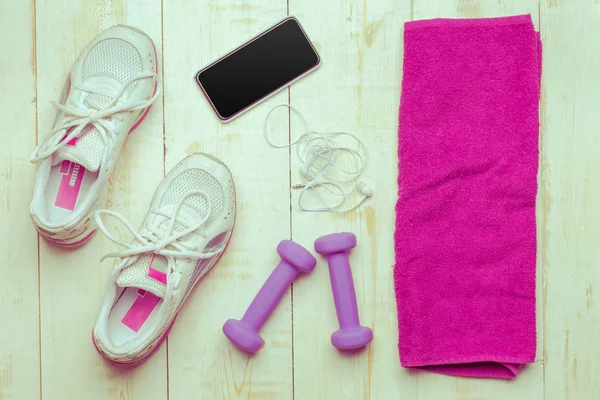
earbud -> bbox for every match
[337,181,372,212]
[357,181,373,198]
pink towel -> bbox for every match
[394,15,541,379]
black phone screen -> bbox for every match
[196,18,319,120]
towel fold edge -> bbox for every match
[400,354,536,368]
[416,362,523,380]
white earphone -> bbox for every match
[264,104,373,213]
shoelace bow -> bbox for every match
[95,191,222,263]
[30,73,161,163]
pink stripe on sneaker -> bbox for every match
[148,267,167,284]
[54,161,85,211]
[121,289,161,333]
[62,125,93,146]
[147,254,167,284]
[66,136,80,146]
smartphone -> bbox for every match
[195,17,320,122]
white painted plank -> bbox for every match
[36,1,167,399]
[0,1,40,399]
[1,0,596,398]
[288,0,414,399]
[419,361,544,400]
[541,1,600,399]
[161,1,293,398]
[415,0,540,29]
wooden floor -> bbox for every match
[0,0,599,399]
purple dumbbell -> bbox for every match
[315,232,373,350]
[223,240,316,353]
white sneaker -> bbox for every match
[29,25,160,246]
[92,153,236,364]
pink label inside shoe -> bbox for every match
[54,161,85,211]
[120,289,162,333]
[121,289,161,333]
[120,255,166,333]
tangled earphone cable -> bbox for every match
[263,104,372,213]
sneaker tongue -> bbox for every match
[116,204,209,297]
[51,126,104,172]
[51,76,124,172]
[117,253,168,298]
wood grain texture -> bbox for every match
[419,361,544,400]
[1,0,599,398]
[36,0,166,399]
[162,1,292,398]
[288,0,413,399]
[541,1,600,399]
[0,1,40,400]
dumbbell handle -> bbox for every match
[241,260,298,330]
[327,253,360,329]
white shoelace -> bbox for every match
[95,191,221,262]
[30,73,161,163]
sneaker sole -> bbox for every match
[44,229,97,248]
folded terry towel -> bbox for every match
[394,14,541,379]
